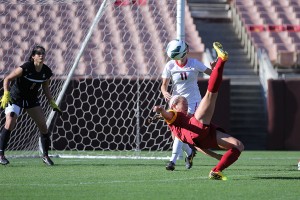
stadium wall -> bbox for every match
[267,79,300,150]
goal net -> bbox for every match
[0,0,204,159]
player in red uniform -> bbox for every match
[0,45,61,166]
[153,42,244,180]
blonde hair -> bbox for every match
[168,95,184,109]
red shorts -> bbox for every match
[189,117,219,149]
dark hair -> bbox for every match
[28,45,46,62]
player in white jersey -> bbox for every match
[161,40,222,170]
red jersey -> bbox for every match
[166,110,219,149]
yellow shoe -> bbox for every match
[213,42,228,61]
[209,170,228,181]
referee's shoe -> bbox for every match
[42,156,54,166]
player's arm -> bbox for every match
[153,106,174,121]
[161,78,172,101]
[0,67,23,109]
[42,79,53,101]
[203,59,218,76]
[195,147,222,160]
[203,68,212,76]
[42,80,62,115]
[3,67,23,91]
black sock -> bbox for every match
[0,128,11,156]
[40,133,51,157]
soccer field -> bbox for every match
[0,151,299,200]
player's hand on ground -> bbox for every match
[0,91,11,109]
[50,99,62,116]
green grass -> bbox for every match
[0,151,299,200]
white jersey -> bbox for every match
[161,58,208,110]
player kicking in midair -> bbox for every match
[154,42,244,180]
[161,39,222,171]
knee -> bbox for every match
[4,114,17,131]
[236,140,244,152]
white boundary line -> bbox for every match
[57,154,171,160]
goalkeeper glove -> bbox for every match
[0,91,12,109]
[50,99,62,116]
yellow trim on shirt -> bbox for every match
[165,109,177,124]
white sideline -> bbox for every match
[57,154,171,160]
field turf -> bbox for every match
[0,151,299,200]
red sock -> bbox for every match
[207,58,225,93]
[213,148,241,172]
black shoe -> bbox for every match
[0,156,10,165]
[42,156,54,166]
[185,150,196,169]
[166,161,175,171]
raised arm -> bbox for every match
[153,105,174,121]
[160,78,172,101]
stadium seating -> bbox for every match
[0,1,204,77]
[234,0,300,68]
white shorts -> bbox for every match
[5,104,21,117]
[188,102,199,114]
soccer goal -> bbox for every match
[0,0,204,159]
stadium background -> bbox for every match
[0,0,300,154]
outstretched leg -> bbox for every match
[194,42,228,124]
[213,131,244,171]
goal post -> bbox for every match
[0,0,203,159]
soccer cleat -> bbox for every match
[185,150,196,169]
[0,156,9,165]
[213,42,228,61]
[298,161,300,170]
[166,161,175,171]
[209,170,227,181]
[42,156,54,166]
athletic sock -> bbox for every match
[170,137,183,163]
[40,133,51,157]
[213,148,241,172]
[207,58,225,93]
[182,143,192,157]
[0,128,11,156]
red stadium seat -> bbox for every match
[286,25,300,32]
[114,0,130,6]
[132,0,147,5]
[265,25,286,32]
[246,25,265,32]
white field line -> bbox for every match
[57,155,300,160]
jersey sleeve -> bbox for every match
[165,109,177,124]
[161,61,171,78]
[19,62,31,76]
[43,64,53,79]
[194,59,208,72]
